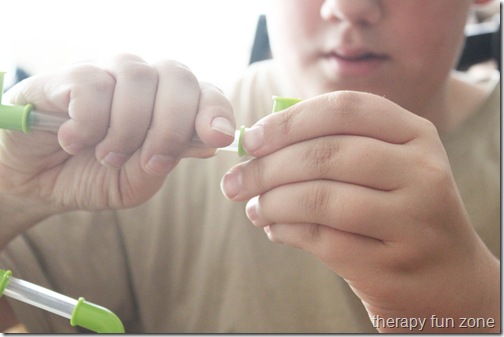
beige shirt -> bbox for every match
[0,61,500,333]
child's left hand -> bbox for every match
[220,91,500,333]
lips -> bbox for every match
[321,48,388,77]
[328,51,384,61]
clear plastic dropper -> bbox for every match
[0,102,246,157]
[2,69,299,157]
[0,72,245,154]
[0,269,124,333]
[21,109,247,155]
[28,110,67,132]
[216,129,243,154]
[4,274,77,319]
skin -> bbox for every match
[265,0,489,132]
[0,55,236,329]
[221,93,500,332]
[220,0,500,333]
[0,0,499,333]
[0,55,235,217]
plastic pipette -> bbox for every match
[0,74,246,156]
[0,105,247,155]
[0,269,124,333]
[0,70,301,331]
[0,72,302,157]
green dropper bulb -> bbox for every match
[71,297,125,333]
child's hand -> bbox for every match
[0,54,235,211]
[221,91,499,332]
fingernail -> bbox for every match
[264,226,276,242]
[64,143,85,155]
[246,196,259,223]
[211,116,235,137]
[146,155,176,176]
[220,167,242,200]
[101,152,128,169]
[264,226,271,235]
[243,125,264,153]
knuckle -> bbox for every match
[66,63,116,92]
[423,160,454,199]
[324,91,360,112]
[87,72,116,95]
[154,127,191,150]
[412,149,451,187]
[108,133,144,153]
[302,181,331,219]
[92,74,116,94]
[111,55,158,83]
[110,53,146,65]
[126,63,158,83]
[413,121,452,185]
[277,104,298,138]
[383,244,428,274]
[244,159,266,191]
[200,81,224,95]
[200,82,234,115]
[422,119,440,139]
[156,59,198,87]
[48,64,115,111]
[323,91,376,124]
[307,223,323,244]
[304,137,340,176]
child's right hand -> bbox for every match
[0,54,235,213]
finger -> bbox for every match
[6,64,116,155]
[222,135,408,201]
[180,82,235,158]
[139,59,201,176]
[265,222,385,278]
[241,91,432,157]
[245,180,399,241]
[193,82,235,148]
[94,54,159,169]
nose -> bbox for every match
[320,0,382,26]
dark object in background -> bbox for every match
[457,17,501,71]
[249,15,271,65]
[2,67,30,92]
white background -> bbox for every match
[2,0,268,91]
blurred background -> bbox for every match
[0,0,500,333]
[1,0,268,92]
[0,0,500,93]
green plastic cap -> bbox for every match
[237,125,247,157]
[70,297,125,333]
[236,96,302,157]
[0,103,33,133]
[0,269,12,297]
[0,71,33,133]
[272,96,302,113]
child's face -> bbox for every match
[267,0,474,112]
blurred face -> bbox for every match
[267,0,474,113]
